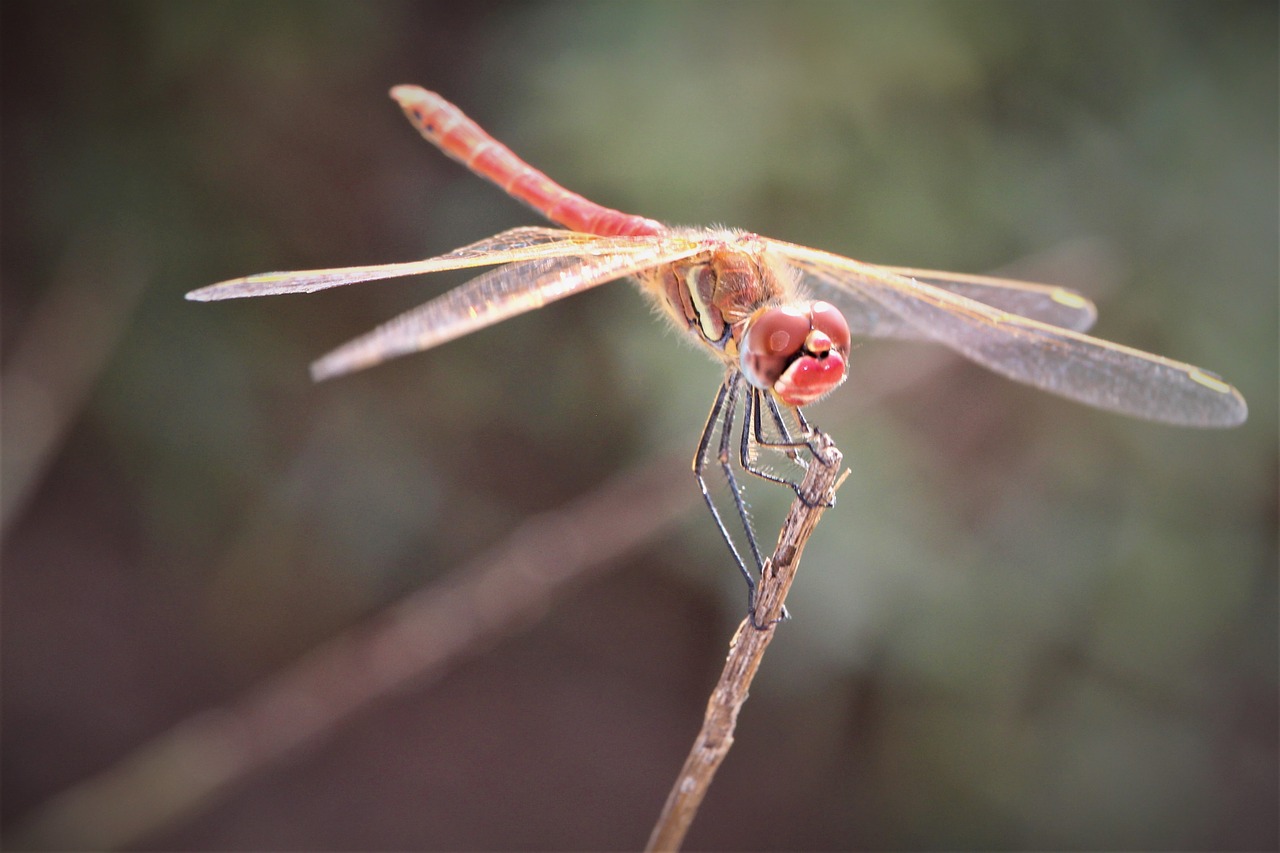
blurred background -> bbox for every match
[3,1,1275,849]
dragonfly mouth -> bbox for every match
[773,345,847,406]
[740,301,851,407]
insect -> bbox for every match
[189,86,1248,615]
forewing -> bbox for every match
[771,241,1246,427]
[786,257,1098,338]
[310,242,706,380]
[876,266,1098,332]
[185,227,664,301]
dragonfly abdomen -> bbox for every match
[391,85,665,239]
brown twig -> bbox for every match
[646,431,845,853]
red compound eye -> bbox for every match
[740,302,851,406]
[810,301,851,353]
[741,306,811,387]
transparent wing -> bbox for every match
[768,240,1246,427]
[876,266,1098,333]
[310,241,706,381]
[185,227,667,301]
[793,262,1098,339]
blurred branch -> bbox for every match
[8,452,693,851]
[646,432,846,852]
[1,224,152,536]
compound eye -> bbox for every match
[741,306,811,387]
[810,301,851,353]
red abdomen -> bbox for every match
[391,86,666,238]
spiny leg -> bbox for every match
[741,390,804,489]
[764,392,805,467]
[735,392,837,512]
[731,390,796,626]
[717,385,783,629]
[764,393,828,463]
[791,405,826,456]
[693,376,761,612]
[717,378,766,574]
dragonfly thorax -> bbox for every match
[646,238,851,408]
[740,301,851,407]
[653,248,765,349]
[652,238,790,347]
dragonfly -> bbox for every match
[189,85,1248,618]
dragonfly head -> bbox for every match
[740,301,851,407]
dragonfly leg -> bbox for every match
[694,377,762,616]
[770,396,830,464]
[739,391,835,509]
[732,389,792,626]
[717,380,767,573]
[791,406,828,457]
[764,393,807,468]
[788,406,837,508]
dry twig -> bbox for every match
[646,431,845,852]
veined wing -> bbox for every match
[185,227,667,301]
[786,256,1098,338]
[310,241,706,380]
[770,240,1247,427]
[876,266,1097,332]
